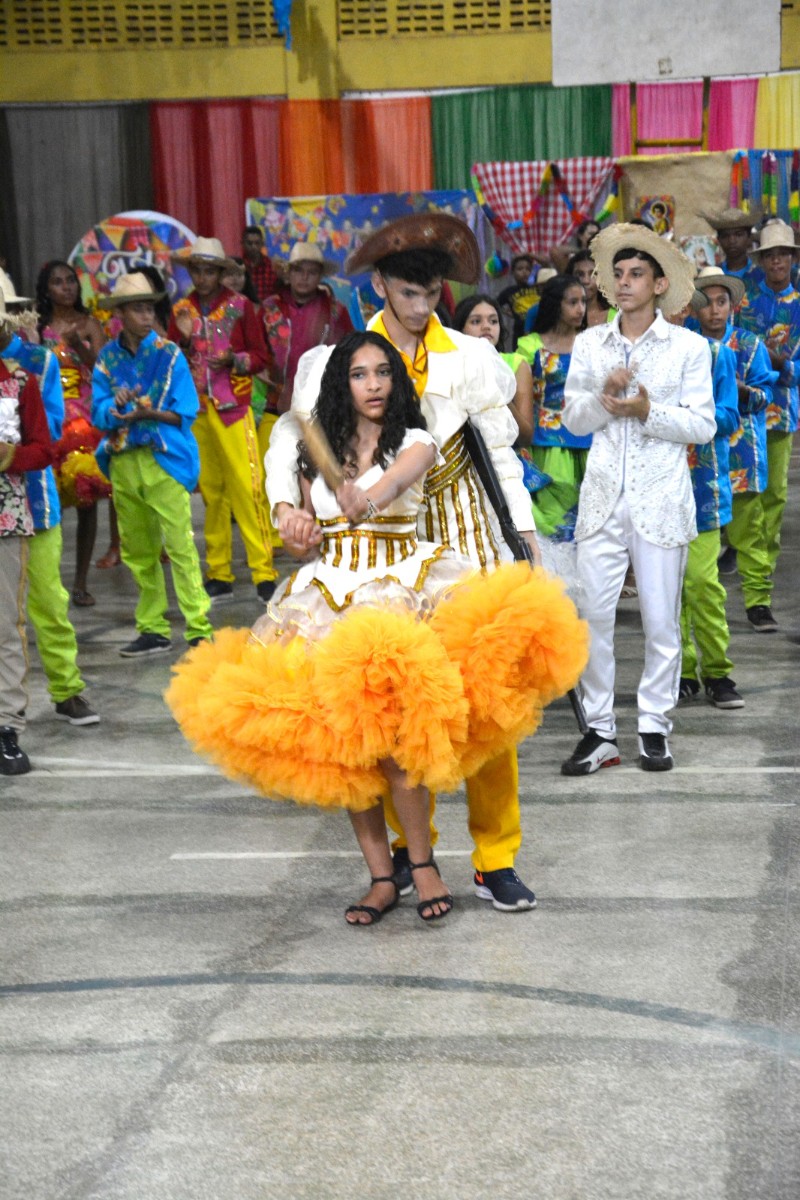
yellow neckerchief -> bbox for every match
[372,311,457,398]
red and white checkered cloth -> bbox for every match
[473,158,615,256]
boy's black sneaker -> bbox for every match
[717,546,738,575]
[746,605,778,632]
[474,867,536,912]
[638,732,673,771]
[0,726,31,775]
[204,579,234,604]
[256,580,277,604]
[187,636,213,648]
[391,846,414,896]
[119,633,173,658]
[704,677,745,709]
[678,677,700,703]
[54,695,100,725]
[561,730,620,776]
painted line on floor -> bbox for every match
[1,969,797,1060]
[29,757,799,779]
[171,850,474,861]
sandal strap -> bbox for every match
[408,854,440,877]
[370,874,398,888]
[417,893,454,920]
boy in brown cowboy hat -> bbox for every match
[92,272,214,657]
[169,237,277,605]
[265,212,543,913]
[561,224,715,774]
[735,221,800,629]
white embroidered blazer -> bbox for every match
[563,312,716,548]
[264,316,533,569]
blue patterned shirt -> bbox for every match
[92,331,201,491]
[723,324,776,495]
[736,282,800,433]
[688,339,738,532]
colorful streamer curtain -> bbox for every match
[755,73,800,150]
[150,100,281,254]
[432,85,612,191]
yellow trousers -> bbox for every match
[384,746,522,873]
[194,405,277,584]
[256,411,283,548]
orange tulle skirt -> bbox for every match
[165,564,589,811]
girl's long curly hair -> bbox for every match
[35,260,87,335]
[533,275,588,335]
[299,331,426,481]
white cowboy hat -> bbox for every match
[591,223,696,317]
[692,266,746,309]
[104,271,166,308]
[171,236,237,271]
[751,221,798,258]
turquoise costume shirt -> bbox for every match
[737,282,800,433]
[2,334,63,531]
[688,339,738,532]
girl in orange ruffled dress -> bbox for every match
[167,332,588,927]
[36,260,114,606]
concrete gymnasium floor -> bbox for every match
[2,449,798,1200]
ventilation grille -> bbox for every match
[338,0,550,38]
[1,1,279,49]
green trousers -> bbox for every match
[110,450,213,643]
[680,528,734,681]
[762,430,794,576]
[726,492,772,609]
[27,524,84,703]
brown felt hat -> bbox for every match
[697,206,761,232]
[345,213,481,284]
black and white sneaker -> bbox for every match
[678,677,700,703]
[746,605,778,633]
[256,580,277,605]
[391,846,414,897]
[561,730,621,776]
[0,726,31,776]
[638,732,673,772]
[474,867,536,912]
[119,633,173,658]
[54,695,100,725]
[704,677,745,709]
[204,579,234,604]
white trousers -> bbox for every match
[577,494,688,738]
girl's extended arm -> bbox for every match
[336,439,437,523]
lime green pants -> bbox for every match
[110,450,213,643]
[762,430,794,576]
[27,524,84,702]
[680,528,734,681]
[726,491,772,609]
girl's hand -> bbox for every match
[276,505,322,557]
[336,481,370,524]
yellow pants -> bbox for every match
[256,411,283,548]
[194,405,277,584]
[384,746,522,873]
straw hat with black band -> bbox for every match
[103,271,167,308]
[171,236,238,272]
[691,265,746,309]
[345,212,481,285]
[590,222,696,318]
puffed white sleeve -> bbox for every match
[463,337,535,533]
[562,331,612,436]
[264,344,334,518]
[640,333,716,445]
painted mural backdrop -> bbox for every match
[68,211,197,315]
[245,190,486,325]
